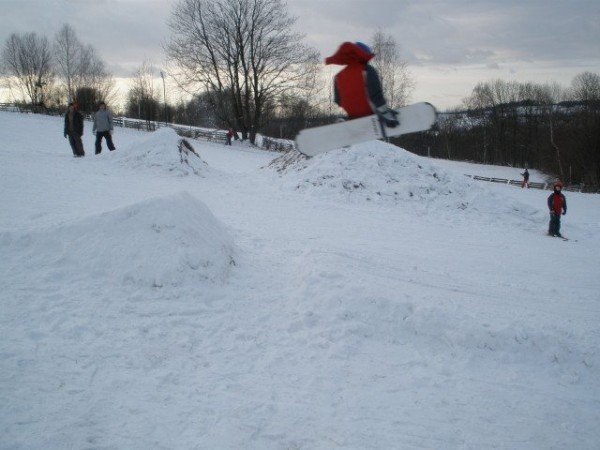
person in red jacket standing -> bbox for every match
[325,41,399,128]
[547,181,567,237]
[521,168,530,188]
[226,128,234,146]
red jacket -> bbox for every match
[326,42,384,119]
[548,192,567,215]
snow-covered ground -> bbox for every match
[1,111,599,449]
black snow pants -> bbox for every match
[68,134,85,157]
[549,213,562,236]
[95,131,116,154]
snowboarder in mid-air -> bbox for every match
[325,41,399,128]
[295,42,435,156]
[548,181,567,238]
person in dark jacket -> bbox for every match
[547,181,567,237]
[325,41,399,128]
[521,168,530,188]
[64,102,85,157]
[93,101,116,154]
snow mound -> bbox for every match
[269,141,543,223]
[118,127,208,176]
[0,192,236,287]
[269,141,474,206]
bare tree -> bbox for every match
[53,24,115,108]
[126,61,160,121]
[53,24,80,102]
[167,0,319,143]
[1,32,53,106]
[78,44,115,105]
[465,79,522,110]
[270,51,323,134]
[570,73,600,184]
[289,51,323,115]
[525,82,565,179]
[371,31,414,108]
[571,72,600,103]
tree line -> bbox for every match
[1,24,115,113]
[394,75,600,186]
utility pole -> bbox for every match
[160,71,167,124]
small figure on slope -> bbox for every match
[226,128,234,146]
[325,41,399,128]
[521,168,530,188]
[548,181,567,238]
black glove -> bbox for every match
[562,211,566,215]
[64,133,67,138]
[376,105,399,128]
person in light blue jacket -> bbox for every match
[93,101,116,154]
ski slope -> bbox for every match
[1,111,599,449]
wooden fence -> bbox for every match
[0,102,295,151]
[0,103,231,144]
[112,117,229,144]
[466,175,598,193]
[1,103,598,192]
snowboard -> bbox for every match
[295,102,437,157]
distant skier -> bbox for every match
[521,168,530,188]
[64,102,85,157]
[325,41,399,128]
[226,128,234,146]
[547,181,567,237]
[93,101,116,154]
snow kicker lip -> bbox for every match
[1,192,236,287]
[119,128,209,176]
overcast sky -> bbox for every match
[1,0,599,109]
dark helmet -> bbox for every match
[355,42,373,56]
